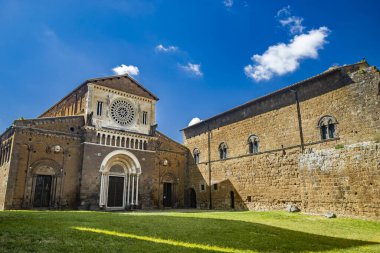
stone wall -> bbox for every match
[0,156,11,210]
[0,128,14,209]
[155,131,189,208]
[1,116,84,210]
[299,142,380,217]
[78,129,188,210]
[40,85,88,118]
[183,64,380,218]
[79,141,157,209]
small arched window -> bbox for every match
[248,135,259,154]
[318,116,338,140]
[193,148,200,164]
[219,142,228,160]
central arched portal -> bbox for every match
[99,150,141,210]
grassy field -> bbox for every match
[0,210,379,253]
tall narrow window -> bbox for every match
[318,116,338,140]
[219,142,228,160]
[328,124,335,139]
[142,111,148,125]
[97,101,103,116]
[193,148,200,164]
[248,135,259,154]
[321,125,328,140]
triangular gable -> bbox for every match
[87,75,159,101]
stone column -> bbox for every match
[99,173,106,206]
[131,175,135,205]
[124,175,128,208]
[135,175,139,205]
[127,174,131,205]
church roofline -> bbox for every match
[86,74,159,101]
[16,115,85,123]
[155,130,188,151]
[39,73,158,118]
[181,60,370,132]
[1,116,85,140]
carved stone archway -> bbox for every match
[99,150,141,210]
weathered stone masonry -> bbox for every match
[0,60,379,219]
[0,74,188,211]
[183,61,380,218]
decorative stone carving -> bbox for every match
[110,99,135,126]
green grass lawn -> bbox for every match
[0,210,379,253]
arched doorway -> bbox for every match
[189,188,197,208]
[24,159,62,209]
[99,150,141,210]
[230,191,235,209]
[160,172,177,208]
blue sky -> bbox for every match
[0,0,379,142]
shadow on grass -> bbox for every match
[71,215,378,253]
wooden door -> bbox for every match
[34,175,52,207]
[107,176,124,207]
[163,183,172,207]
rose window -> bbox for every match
[110,100,135,125]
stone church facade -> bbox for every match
[0,60,379,218]
[0,75,188,210]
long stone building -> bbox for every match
[182,60,380,218]
[0,60,379,218]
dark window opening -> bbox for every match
[219,143,228,160]
[213,184,218,191]
[97,101,103,116]
[193,148,200,164]
[319,116,337,140]
[328,124,335,138]
[321,125,328,140]
[248,135,259,154]
[143,141,148,150]
[142,111,148,125]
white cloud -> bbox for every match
[244,27,330,82]
[155,44,178,53]
[276,5,291,17]
[188,117,202,126]
[224,0,233,7]
[180,63,203,77]
[279,16,305,34]
[112,64,139,76]
[276,6,305,35]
